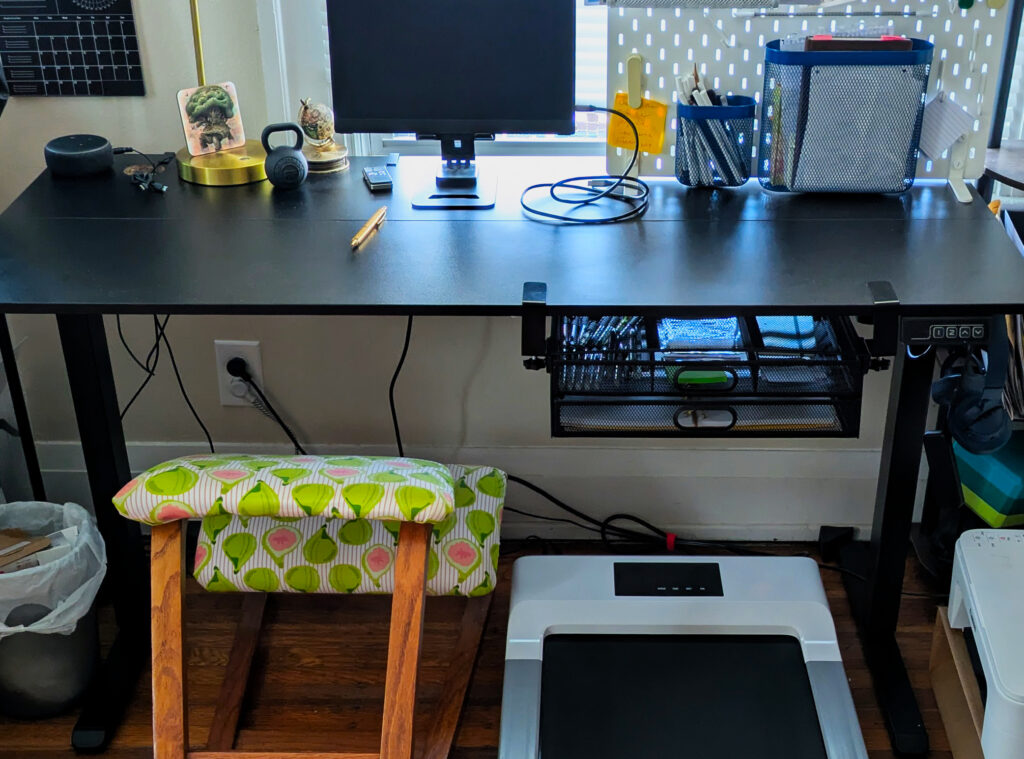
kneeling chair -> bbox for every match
[113,454,506,759]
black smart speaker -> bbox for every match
[44,134,114,177]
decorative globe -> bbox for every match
[298,98,335,148]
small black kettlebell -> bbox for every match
[262,122,308,190]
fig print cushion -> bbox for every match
[113,454,455,525]
[194,465,505,597]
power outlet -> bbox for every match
[214,340,264,407]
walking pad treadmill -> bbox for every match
[497,555,867,759]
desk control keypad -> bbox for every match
[903,317,990,347]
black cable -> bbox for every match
[158,319,215,454]
[244,377,307,455]
[119,315,169,420]
[117,314,152,374]
[113,146,175,174]
[389,315,413,457]
[224,357,307,455]
[503,505,603,534]
[112,147,174,193]
[520,105,650,225]
[508,475,939,599]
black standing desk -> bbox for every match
[2,155,1023,754]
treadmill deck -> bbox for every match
[540,633,827,759]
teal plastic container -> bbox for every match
[954,437,1024,528]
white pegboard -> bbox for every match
[606,2,1012,181]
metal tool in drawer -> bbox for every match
[560,316,649,392]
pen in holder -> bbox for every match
[675,96,755,188]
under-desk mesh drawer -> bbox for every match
[549,314,868,438]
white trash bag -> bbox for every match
[0,502,106,639]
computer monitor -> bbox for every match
[326,0,576,208]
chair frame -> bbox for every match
[150,520,491,759]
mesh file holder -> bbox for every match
[676,96,756,188]
[758,39,933,194]
[549,314,870,438]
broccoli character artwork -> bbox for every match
[187,86,234,150]
[177,81,246,156]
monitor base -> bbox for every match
[412,174,496,209]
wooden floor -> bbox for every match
[0,541,952,759]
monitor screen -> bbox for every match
[327,0,576,136]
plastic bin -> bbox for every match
[953,438,1024,528]
[758,39,933,194]
[676,96,756,187]
[0,502,106,718]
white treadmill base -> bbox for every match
[498,555,867,759]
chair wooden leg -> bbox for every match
[379,521,432,759]
[151,521,189,759]
[420,595,493,759]
[206,593,268,751]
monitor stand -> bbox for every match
[411,134,496,210]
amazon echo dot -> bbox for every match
[44,134,113,177]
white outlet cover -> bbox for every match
[214,340,264,407]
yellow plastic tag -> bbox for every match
[606,91,669,154]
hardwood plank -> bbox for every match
[0,541,957,759]
[151,522,188,759]
[206,593,268,751]
[189,753,378,759]
[380,522,432,759]
[420,596,493,759]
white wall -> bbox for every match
[0,2,906,539]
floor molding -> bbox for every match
[26,440,923,541]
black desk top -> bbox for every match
[1,155,1021,316]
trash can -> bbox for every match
[0,502,107,718]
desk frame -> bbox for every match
[5,157,1018,756]
[39,306,946,756]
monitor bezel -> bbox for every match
[326,0,578,139]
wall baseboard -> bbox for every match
[22,440,922,542]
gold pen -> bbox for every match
[351,206,387,249]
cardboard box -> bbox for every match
[0,529,50,570]
[930,607,985,759]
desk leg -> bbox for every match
[57,314,149,753]
[840,342,934,757]
[0,314,46,500]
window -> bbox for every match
[996,32,1024,200]
[264,0,607,154]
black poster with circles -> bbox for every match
[0,0,144,97]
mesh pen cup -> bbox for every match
[758,39,933,194]
[676,96,756,188]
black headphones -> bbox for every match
[932,319,1012,455]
